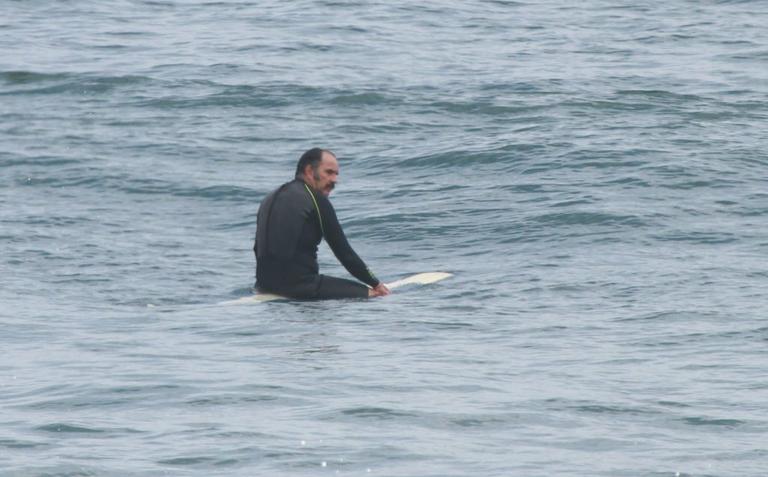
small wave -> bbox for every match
[530,211,647,227]
[36,423,105,434]
[0,438,48,449]
[157,456,219,466]
[651,231,738,244]
[485,0,526,6]
[398,144,547,170]
[174,184,262,201]
[572,404,658,416]
[331,406,514,432]
[680,416,745,427]
[616,89,706,103]
[614,311,700,323]
[1,155,83,169]
[128,80,359,110]
[341,406,416,420]
[543,398,659,417]
[0,70,153,96]
[20,171,263,203]
[134,85,293,109]
[427,99,548,116]
[660,179,743,190]
[0,70,72,84]
[329,91,399,106]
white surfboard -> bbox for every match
[220,272,452,305]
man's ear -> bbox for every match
[303,164,313,178]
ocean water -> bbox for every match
[2,1,767,475]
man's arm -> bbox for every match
[315,194,380,288]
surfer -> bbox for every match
[253,148,391,299]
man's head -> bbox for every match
[295,147,339,196]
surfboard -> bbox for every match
[220,272,452,305]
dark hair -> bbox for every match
[294,148,335,179]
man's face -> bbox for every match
[306,152,339,196]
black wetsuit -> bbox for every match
[254,179,379,299]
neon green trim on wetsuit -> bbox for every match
[304,183,325,237]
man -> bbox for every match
[253,148,391,299]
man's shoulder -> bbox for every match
[267,179,302,197]
[267,179,316,209]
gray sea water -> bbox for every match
[2,1,767,476]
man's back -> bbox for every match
[254,179,322,289]
[256,180,311,261]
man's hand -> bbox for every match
[369,283,391,297]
